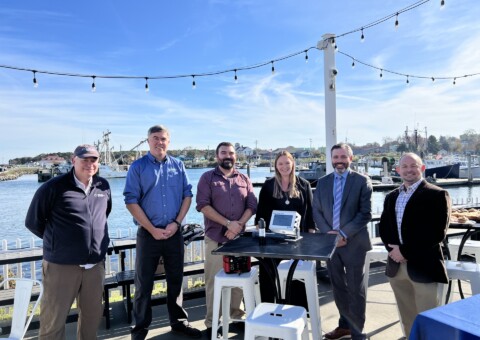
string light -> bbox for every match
[91,76,96,92]
[441,0,445,8]
[338,51,479,87]
[192,75,196,89]
[145,77,149,92]
[395,13,399,30]
[234,69,238,83]
[0,1,457,90]
[32,71,38,88]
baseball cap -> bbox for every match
[74,145,100,158]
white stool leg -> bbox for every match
[221,287,231,339]
[304,267,321,340]
[212,279,222,340]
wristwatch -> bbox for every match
[173,220,182,228]
[226,220,231,228]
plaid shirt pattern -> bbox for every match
[394,179,422,244]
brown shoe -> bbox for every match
[324,327,351,339]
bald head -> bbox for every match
[396,153,425,187]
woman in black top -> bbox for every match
[255,150,316,302]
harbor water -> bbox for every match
[1,167,480,245]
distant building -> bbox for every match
[234,143,254,157]
[39,155,67,168]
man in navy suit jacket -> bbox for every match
[379,152,450,338]
[313,143,372,340]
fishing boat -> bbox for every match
[94,130,129,179]
[298,160,326,183]
[423,159,460,179]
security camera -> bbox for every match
[330,68,338,77]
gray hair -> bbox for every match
[148,125,169,137]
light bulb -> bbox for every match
[305,51,309,63]
[440,0,445,8]
[380,70,383,78]
[192,76,196,89]
[271,61,275,74]
[33,72,38,88]
[234,70,238,83]
[351,59,355,69]
[406,76,410,85]
[91,76,96,92]
[145,78,149,93]
[361,28,365,42]
[453,78,456,85]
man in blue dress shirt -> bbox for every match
[124,125,201,339]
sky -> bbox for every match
[1,0,480,162]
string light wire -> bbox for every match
[1,0,474,89]
[338,50,480,83]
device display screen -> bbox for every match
[272,214,293,227]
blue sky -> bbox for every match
[1,0,479,161]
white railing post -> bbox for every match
[2,240,8,280]
[16,239,22,278]
[30,238,37,280]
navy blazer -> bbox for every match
[379,179,451,284]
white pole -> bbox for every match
[318,33,337,175]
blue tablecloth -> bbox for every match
[410,295,480,340]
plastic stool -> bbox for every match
[448,239,480,262]
[438,260,480,305]
[211,266,261,340]
[277,260,321,340]
[364,245,389,298]
[245,302,308,340]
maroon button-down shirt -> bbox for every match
[196,166,257,243]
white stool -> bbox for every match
[448,239,480,262]
[211,266,261,340]
[438,260,480,305]
[364,245,388,298]
[277,260,321,340]
[245,302,308,340]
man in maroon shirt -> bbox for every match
[196,142,257,337]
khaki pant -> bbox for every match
[39,260,105,340]
[388,262,439,338]
[204,236,245,328]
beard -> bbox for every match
[333,162,349,173]
[219,158,234,170]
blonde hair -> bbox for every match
[273,151,300,199]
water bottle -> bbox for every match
[258,218,266,246]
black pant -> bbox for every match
[131,227,188,335]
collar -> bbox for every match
[334,168,350,180]
[214,165,239,178]
[73,171,93,192]
[147,152,169,164]
[399,178,423,193]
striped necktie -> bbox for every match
[333,175,343,230]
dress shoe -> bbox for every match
[324,327,351,339]
[171,321,202,338]
[205,326,222,338]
